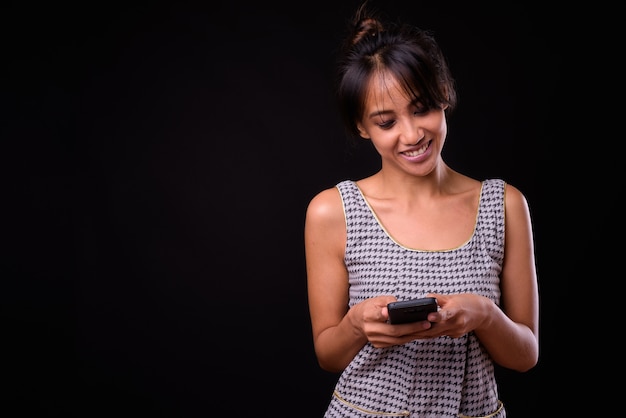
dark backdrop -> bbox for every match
[4,1,560,416]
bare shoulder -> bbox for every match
[503,183,533,229]
[504,183,530,213]
[305,186,345,227]
[305,186,347,254]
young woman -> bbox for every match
[304,3,539,417]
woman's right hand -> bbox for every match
[353,296,434,348]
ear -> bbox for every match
[356,123,370,139]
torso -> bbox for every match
[327,178,506,417]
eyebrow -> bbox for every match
[366,97,422,120]
[367,109,395,119]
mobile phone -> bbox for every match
[387,297,438,324]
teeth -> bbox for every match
[404,143,428,157]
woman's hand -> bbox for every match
[418,293,491,339]
[361,293,492,347]
[353,295,435,348]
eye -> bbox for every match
[377,119,396,130]
[412,102,428,115]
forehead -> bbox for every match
[363,70,413,110]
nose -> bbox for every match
[399,119,423,146]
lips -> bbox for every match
[401,141,430,157]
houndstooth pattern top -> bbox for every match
[324,179,506,418]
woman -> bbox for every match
[304,2,539,417]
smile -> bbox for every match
[402,142,429,157]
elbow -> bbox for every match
[507,345,539,373]
[520,350,540,372]
[318,361,343,374]
[315,346,349,373]
[492,336,539,372]
[317,354,347,374]
[497,355,538,373]
[511,358,538,373]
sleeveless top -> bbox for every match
[324,179,506,418]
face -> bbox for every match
[356,71,448,177]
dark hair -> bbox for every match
[335,1,457,142]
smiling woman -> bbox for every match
[304,1,540,417]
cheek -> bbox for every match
[435,119,447,136]
[369,134,398,155]
[423,111,447,136]
[434,111,447,131]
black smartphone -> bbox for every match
[387,297,438,324]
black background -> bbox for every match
[4,1,561,416]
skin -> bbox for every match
[305,70,539,374]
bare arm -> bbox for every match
[305,187,420,371]
[474,183,539,371]
[304,187,368,372]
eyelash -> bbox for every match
[377,107,429,129]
